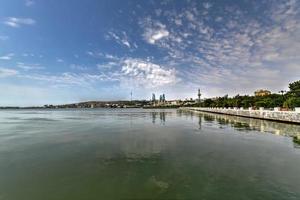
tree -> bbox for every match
[279,90,286,96]
[283,97,300,108]
[198,80,299,108]
[241,99,252,108]
[203,99,214,107]
[288,80,300,97]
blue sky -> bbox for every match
[0,0,300,106]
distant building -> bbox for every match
[254,89,271,96]
[169,100,179,105]
[152,93,156,102]
[159,94,166,102]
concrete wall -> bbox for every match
[183,107,300,124]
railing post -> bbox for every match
[274,107,280,112]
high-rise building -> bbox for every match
[152,93,156,102]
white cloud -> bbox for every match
[120,58,177,88]
[1,1,299,100]
[21,73,91,86]
[142,21,170,44]
[104,53,119,60]
[19,70,119,87]
[25,0,35,6]
[87,52,122,62]
[0,68,18,78]
[97,62,118,70]
[17,62,44,71]
[133,0,300,97]
[86,51,94,57]
[1,55,175,95]
[22,53,35,57]
[146,29,169,44]
[56,58,64,63]
[0,53,14,60]
[3,17,36,28]
[174,19,182,26]
[185,11,195,21]
[122,39,131,48]
[203,2,212,9]
[70,64,88,71]
[106,31,132,48]
[215,17,223,22]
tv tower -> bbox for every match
[130,91,132,102]
[198,89,201,103]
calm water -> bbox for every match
[0,109,300,200]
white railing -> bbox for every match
[190,107,300,113]
[183,107,300,123]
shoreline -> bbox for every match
[181,107,300,125]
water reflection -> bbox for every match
[151,112,156,124]
[198,115,202,130]
[160,112,166,124]
[178,109,300,147]
[1,109,300,200]
[150,111,167,124]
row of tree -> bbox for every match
[197,80,300,109]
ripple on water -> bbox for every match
[23,117,58,122]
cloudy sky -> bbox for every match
[0,0,300,106]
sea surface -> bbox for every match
[0,108,300,200]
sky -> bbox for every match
[0,0,300,106]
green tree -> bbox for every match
[203,99,214,107]
[283,97,300,108]
[198,80,299,108]
[287,80,300,97]
[241,99,252,108]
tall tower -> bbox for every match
[198,89,201,103]
[152,93,156,102]
[130,91,132,102]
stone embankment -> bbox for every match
[181,107,300,124]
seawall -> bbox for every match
[181,107,300,124]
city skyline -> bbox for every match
[0,0,300,106]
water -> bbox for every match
[0,109,300,200]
